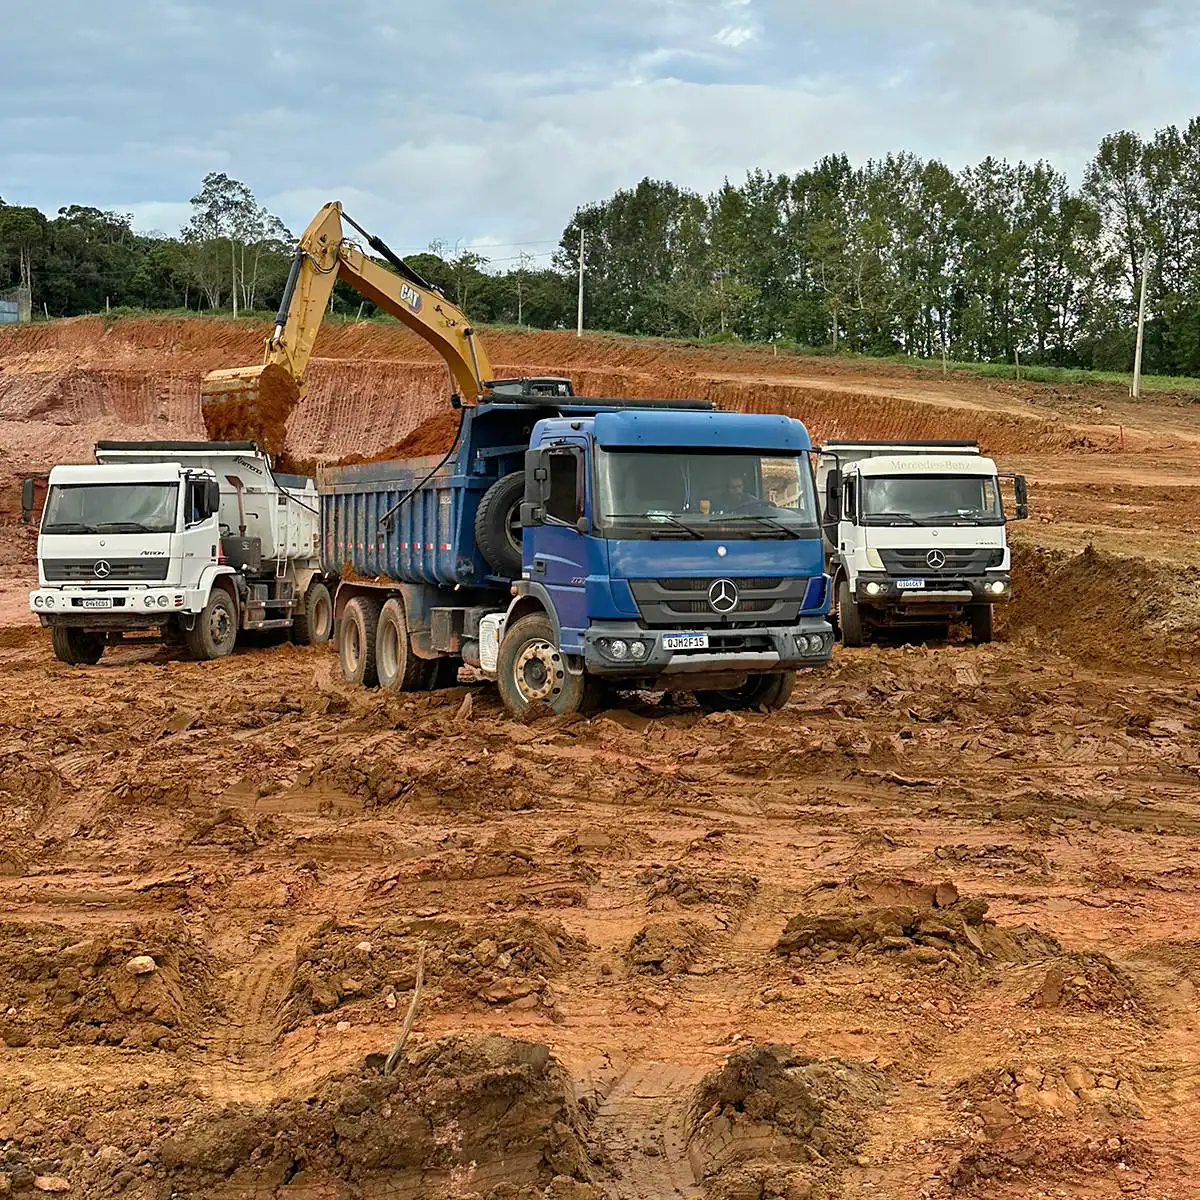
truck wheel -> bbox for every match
[475,471,525,579]
[695,670,795,713]
[339,596,382,687]
[967,602,994,644]
[292,581,333,646]
[185,589,237,660]
[838,580,865,647]
[497,612,595,716]
[376,598,428,691]
[51,626,104,666]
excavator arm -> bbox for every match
[200,201,494,454]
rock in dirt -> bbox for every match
[626,919,709,977]
[125,955,157,976]
[33,1178,71,1194]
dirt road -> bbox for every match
[1,318,1199,1198]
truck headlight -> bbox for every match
[144,595,157,608]
[989,580,1007,595]
[608,639,629,660]
[157,595,171,608]
[630,640,648,660]
[864,581,883,596]
[34,595,43,608]
[865,548,884,569]
[44,595,54,608]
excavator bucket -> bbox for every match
[199,363,301,457]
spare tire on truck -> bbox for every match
[474,471,525,579]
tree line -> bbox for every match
[2,118,1199,376]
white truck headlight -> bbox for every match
[44,595,55,608]
[989,580,1007,595]
[865,581,882,596]
[157,595,171,608]
[144,595,157,608]
[630,640,648,660]
[608,639,629,660]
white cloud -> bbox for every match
[713,24,756,47]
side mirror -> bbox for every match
[524,448,548,505]
[204,479,221,518]
[20,478,35,525]
[520,501,543,527]
[823,469,841,521]
[1014,475,1029,520]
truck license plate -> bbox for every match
[896,578,926,590]
[81,597,113,609]
[662,632,709,651]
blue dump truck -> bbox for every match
[318,381,833,716]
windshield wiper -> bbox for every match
[42,521,97,533]
[721,515,802,539]
[607,512,704,540]
[94,520,157,532]
[863,511,918,526]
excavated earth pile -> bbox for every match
[4,315,1200,1196]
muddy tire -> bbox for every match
[292,581,333,646]
[838,579,864,647]
[475,471,526,579]
[695,670,795,713]
[497,611,595,716]
[51,626,104,666]
[185,588,237,660]
[376,597,427,691]
[968,602,994,644]
[339,595,382,687]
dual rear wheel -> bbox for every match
[337,594,460,692]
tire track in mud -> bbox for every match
[201,917,319,1102]
[591,1061,706,1199]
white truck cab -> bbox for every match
[29,440,332,665]
[817,440,1028,646]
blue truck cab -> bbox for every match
[320,385,832,716]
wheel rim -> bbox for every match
[210,603,232,647]
[378,615,398,680]
[513,638,564,704]
[504,501,522,555]
[313,595,333,639]
[345,621,361,673]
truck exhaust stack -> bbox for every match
[199,363,301,456]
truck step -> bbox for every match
[243,618,294,631]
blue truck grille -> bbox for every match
[43,558,170,583]
[630,577,807,628]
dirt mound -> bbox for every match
[0,1033,595,1198]
[332,408,463,465]
[686,1044,886,1198]
[1006,542,1200,664]
[290,914,587,1023]
[0,920,210,1050]
[637,865,759,920]
[774,876,1059,979]
[626,919,710,977]
[1028,952,1146,1016]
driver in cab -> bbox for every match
[709,470,754,514]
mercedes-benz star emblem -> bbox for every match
[93,560,112,579]
[925,549,946,570]
[708,578,739,613]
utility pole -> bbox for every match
[1131,247,1152,400]
[516,250,533,327]
[576,230,586,338]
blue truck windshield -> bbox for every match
[596,449,818,539]
[42,483,179,534]
[861,475,1003,526]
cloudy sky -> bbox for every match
[3,0,1199,267]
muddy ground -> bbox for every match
[1,318,1200,1198]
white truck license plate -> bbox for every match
[896,578,926,589]
[81,597,113,609]
[662,632,709,651]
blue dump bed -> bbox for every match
[319,451,498,588]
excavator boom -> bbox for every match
[199,202,494,454]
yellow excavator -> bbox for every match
[199,202,497,453]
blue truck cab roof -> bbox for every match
[532,408,814,453]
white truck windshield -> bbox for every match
[861,475,1002,525]
[42,483,179,534]
[597,449,817,539]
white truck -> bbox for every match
[27,440,333,664]
[816,440,1028,646]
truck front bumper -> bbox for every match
[30,587,188,627]
[853,574,1011,605]
[582,618,834,677]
